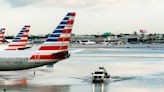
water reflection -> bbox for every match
[92,83,108,92]
[0,85,70,92]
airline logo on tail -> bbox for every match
[0,28,5,44]
[6,25,30,50]
[29,12,76,61]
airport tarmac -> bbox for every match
[0,46,164,92]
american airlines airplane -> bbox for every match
[0,12,75,71]
[0,25,31,50]
[0,28,5,44]
[5,25,31,50]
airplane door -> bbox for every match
[35,53,40,65]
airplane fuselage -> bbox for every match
[0,50,69,71]
[0,58,56,71]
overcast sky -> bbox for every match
[0,0,164,35]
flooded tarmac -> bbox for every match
[0,46,164,92]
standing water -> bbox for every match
[0,46,164,92]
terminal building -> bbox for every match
[71,35,96,44]
[10,33,164,45]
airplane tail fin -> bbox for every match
[38,12,75,52]
[6,25,30,50]
[29,12,76,61]
[0,28,5,44]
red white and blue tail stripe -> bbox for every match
[6,25,30,50]
[0,28,5,44]
[29,12,76,61]
[38,12,75,52]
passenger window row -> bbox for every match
[0,57,28,61]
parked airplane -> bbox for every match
[0,12,76,71]
[0,28,5,44]
[5,25,31,50]
[78,40,96,45]
[0,26,31,50]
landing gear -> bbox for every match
[3,88,6,92]
[33,70,35,75]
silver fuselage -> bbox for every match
[0,50,67,71]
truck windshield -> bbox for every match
[95,72,103,74]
